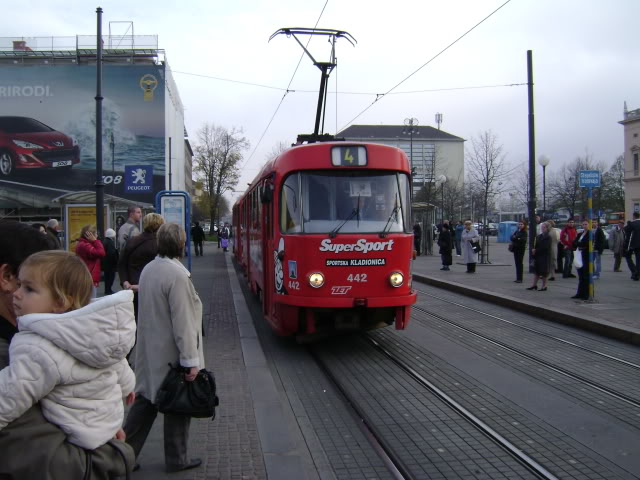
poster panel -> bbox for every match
[65,204,109,252]
[160,196,186,231]
[0,64,165,207]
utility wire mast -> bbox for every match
[269,28,356,143]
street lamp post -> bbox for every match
[402,118,419,182]
[437,174,447,225]
[538,155,550,217]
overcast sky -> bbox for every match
[4,0,639,203]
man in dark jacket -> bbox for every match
[45,219,63,249]
[191,221,206,256]
[592,223,606,279]
[413,223,422,256]
[101,228,119,295]
[437,224,453,270]
[626,212,640,281]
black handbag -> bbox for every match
[471,241,482,253]
[155,364,219,419]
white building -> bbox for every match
[619,103,640,218]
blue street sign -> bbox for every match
[579,170,600,188]
[124,165,153,193]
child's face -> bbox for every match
[13,267,64,317]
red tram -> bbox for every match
[232,142,417,338]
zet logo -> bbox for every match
[124,165,153,193]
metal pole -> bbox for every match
[588,187,594,300]
[542,165,546,214]
[110,132,115,197]
[526,50,537,273]
[168,136,172,190]
[95,7,105,237]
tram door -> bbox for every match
[261,180,274,316]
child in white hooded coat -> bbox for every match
[0,250,136,449]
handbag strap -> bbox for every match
[107,440,132,480]
[83,450,93,480]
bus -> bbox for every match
[606,212,625,225]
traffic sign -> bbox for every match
[579,170,600,188]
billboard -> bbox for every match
[0,64,165,207]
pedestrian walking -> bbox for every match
[625,212,640,281]
[510,220,527,283]
[124,223,204,473]
[454,221,463,256]
[572,220,591,299]
[461,220,480,273]
[118,205,142,251]
[75,225,106,298]
[437,223,453,270]
[546,220,559,281]
[593,223,606,279]
[610,221,625,272]
[527,221,551,291]
[560,219,578,278]
[413,222,422,256]
[191,221,205,257]
[118,213,165,320]
[101,228,119,295]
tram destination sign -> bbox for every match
[579,170,600,188]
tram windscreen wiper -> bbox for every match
[379,199,400,238]
[329,195,360,238]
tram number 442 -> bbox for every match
[102,175,123,185]
[347,274,367,282]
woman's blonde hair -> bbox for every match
[143,213,165,233]
[20,250,92,311]
[80,224,96,237]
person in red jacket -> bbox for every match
[75,224,106,297]
[560,219,577,278]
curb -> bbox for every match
[413,273,640,346]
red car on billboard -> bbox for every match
[0,116,80,177]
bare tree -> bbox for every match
[600,155,625,213]
[466,131,510,262]
[193,123,249,225]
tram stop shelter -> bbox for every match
[412,201,437,255]
[52,191,153,251]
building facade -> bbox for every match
[337,124,465,196]
[619,103,640,218]
[0,33,189,223]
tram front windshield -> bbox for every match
[280,171,411,234]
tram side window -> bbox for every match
[280,173,302,233]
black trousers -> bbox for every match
[575,265,589,299]
[466,262,476,272]
[193,241,203,256]
[124,395,191,469]
[626,249,640,279]
[103,270,116,294]
[513,249,525,281]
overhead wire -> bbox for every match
[240,0,329,172]
[339,0,513,131]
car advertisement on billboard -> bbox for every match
[0,64,165,207]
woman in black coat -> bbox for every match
[527,221,551,291]
[437,224,453,271]
[510,220,528,283]
[572,220,591,300]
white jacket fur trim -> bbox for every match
[0,290,136,449]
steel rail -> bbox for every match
[414,288,640,370]
[364,335,560,480]
[412,305,640,409]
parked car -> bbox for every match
[0,116,80,177]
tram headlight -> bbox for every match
[308,272,325,288]
[389,272,404,288]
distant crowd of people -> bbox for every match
[416,212,640,302]
[0,206,211,477]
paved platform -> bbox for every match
[412,237,640,345]
[129,242,309,480]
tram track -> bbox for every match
[310,335,561,480]
[412,304,640,411]
[414,287,640,370]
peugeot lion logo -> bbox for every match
[52,141,64,147]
